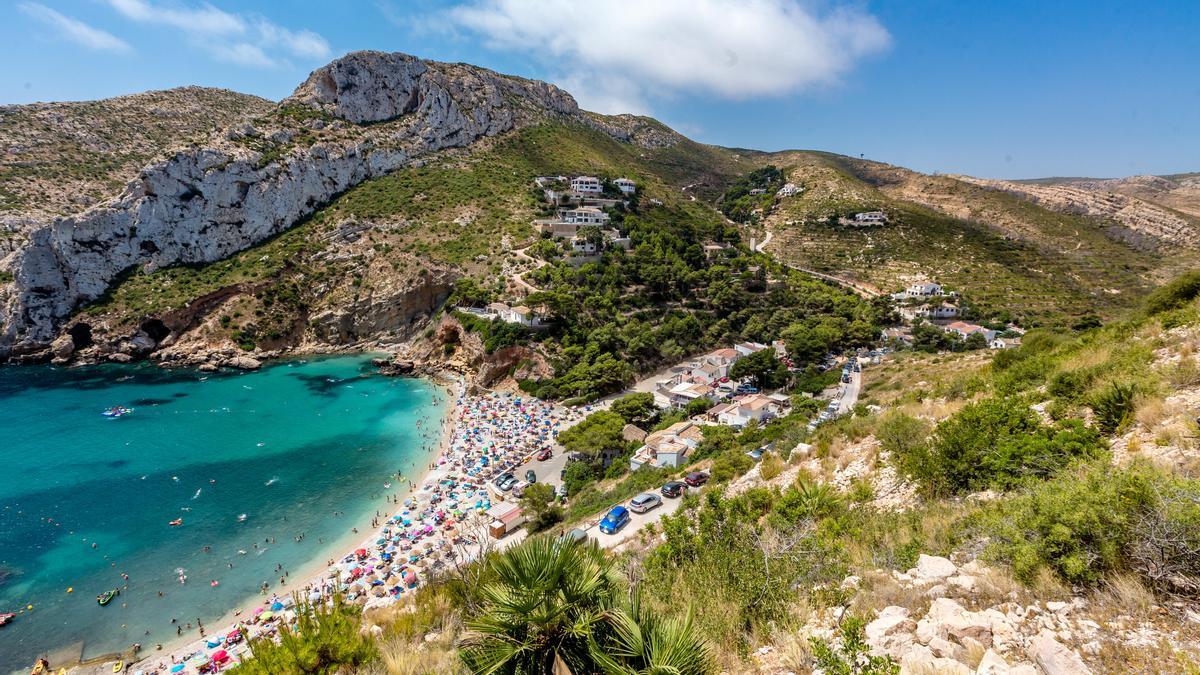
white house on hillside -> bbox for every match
[854,211,888,224]
[777,183,803,197]
[570,176,602,193]
[559,207,610,225]
[630,421,705,470]
[710,393,784,428]
[613,178,636,194]
[893,282,945,300]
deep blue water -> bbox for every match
[0,355,447,670]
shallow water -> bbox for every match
[0,355,447,669]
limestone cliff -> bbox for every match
[0,51,583,358]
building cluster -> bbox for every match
[885,281,1023,350]
[532,176,636,255]
[627,341,793,471]
[455,301,547,327]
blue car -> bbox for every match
[598,505,630,534]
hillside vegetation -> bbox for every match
[0,87,273,219]
[757,151,1199,326]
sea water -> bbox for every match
[0,355,448,669]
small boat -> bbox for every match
[101,406,132,418]
[96,589,119,606]
[237,513,247,522]
[0,612,14,626]
[168,518,183,527]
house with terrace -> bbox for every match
[630,421,706,470]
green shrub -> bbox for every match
[1091,381,1137,434]
[809,615,900,675]
[977,462,1157,586]
[231,594,377,674]
[1048,369,1094,401]
[1145,270,1200,315]
[900,397,1106,495]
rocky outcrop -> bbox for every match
[1,51,584,358]
[306,265,457,345]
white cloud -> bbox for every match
[448,0,891,113]
[104,0,330,68]
[18,2,133,53]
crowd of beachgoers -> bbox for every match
[130,386,583,674]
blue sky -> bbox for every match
[2,0,1197,179]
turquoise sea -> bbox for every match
[0,355,447,670]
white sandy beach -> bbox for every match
[125,379,583,674]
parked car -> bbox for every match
[535,447,553,461]
[497,475,519,492]
[661,480,687,498]
[555,483,568,499]
[512,482,527,498]
[525,469,538,484]
[599,506,630,534]
[629,493,662,513]
[492,473,514,489]
[684,471,709,487]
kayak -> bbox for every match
[0,612,13,626]
[96,589,119,606]
[168,518,183,526]
[101,406,133,418]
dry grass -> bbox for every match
[371,636,462,674]
[1092,638,1200,675]
[760,452,785,481]
[1095,573,1156,616]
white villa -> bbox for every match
[481,302,544,327]
[944,321,994,341]
[893,282,946,300]
[630,421,705,470]
[570,176,603,194]
[559,207,610,225]
[854,211,888,224]
[707,393,785,428]
[900,303,960,321]
[777,183,803,197]
[613,178,636,194]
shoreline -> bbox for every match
[128,374,463,670]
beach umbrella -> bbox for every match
[259,611,275,621]
[212,650,229,663]
[271,601,284,611]
[252,607,264,615]
[170,666,185,674]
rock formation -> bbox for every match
[0,51,582,358]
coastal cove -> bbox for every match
[0,355,449,670]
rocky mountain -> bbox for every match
[0,49,1195,363]
[0,52,597,358]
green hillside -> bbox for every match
[754,151,1190,326]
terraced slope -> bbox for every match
[758,151,1198,325]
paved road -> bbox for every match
[590,485,697,549]
[838,369,862,415]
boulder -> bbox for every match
[914,554,958,581]
[976,649,1009,674]
[1027,633,1092,675]
[866,606,916,646]
[917,598,993,648]
[108,353,132,363]
[228,356,262,370]
[50,333,74,359]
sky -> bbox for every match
[2,0,1197,179]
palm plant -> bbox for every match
[459,537,620,674]
[589,593,713,675]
